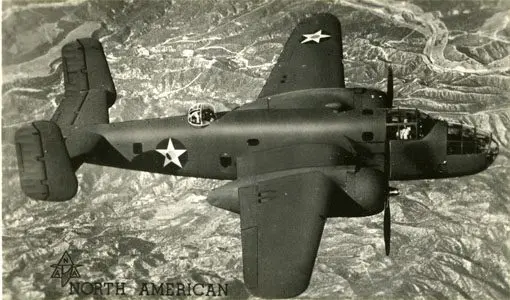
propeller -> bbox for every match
[387,66,393,108]
[384,66,395,254]
[384,187,399,255]
[384,197,391,255]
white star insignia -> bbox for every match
[301,30,331,44]
[156,138,187,168]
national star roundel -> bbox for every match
[154,138,188,170]
[300,29,331,44]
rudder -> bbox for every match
[52,38,116,128]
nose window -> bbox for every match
[447,124,491,155]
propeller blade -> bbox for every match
[387,66,393,108]
[384,199,391,255]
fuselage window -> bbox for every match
[247,139,260,146]
[220,153,232,168]
[133,143,143,154]
[387,123,417,140]
[397,124,415,140]
[362,132,374,141]
[386,109,426,140]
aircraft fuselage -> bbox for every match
[82,106,385,179]
[78,87,497,184]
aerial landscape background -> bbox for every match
[2,0,509,298]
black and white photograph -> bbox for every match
[2,0,509,298]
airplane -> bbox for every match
[14,13,499,298]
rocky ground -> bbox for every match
[2,0,509,299]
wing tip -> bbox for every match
[299,12,341,26]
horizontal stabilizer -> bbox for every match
[15,121,77,201]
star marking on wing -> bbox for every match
[156,138,187,168]
[301,30,331,44]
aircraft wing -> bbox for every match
[239,171,333,298]
[257,13,344,99]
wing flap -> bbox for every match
[239,172,332,298]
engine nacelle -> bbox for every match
[328,168,387,217]
[207,167,387,218]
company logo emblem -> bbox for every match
[50,251,81,287]
[47,251,226,296]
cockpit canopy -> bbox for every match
[188,103,217,127]
[386,108,435,140]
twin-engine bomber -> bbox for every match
[15,13,498,298]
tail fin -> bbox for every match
[52,38,116,127]
[15,38,116,201]
[15,121,78,201]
